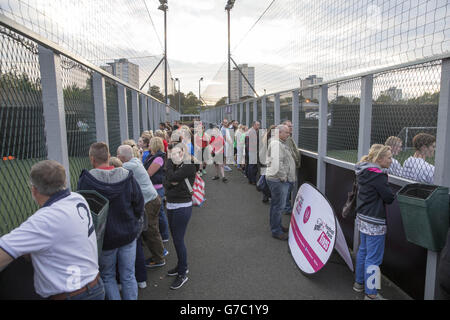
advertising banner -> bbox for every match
[289,183,353,274]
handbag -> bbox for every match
[342,178,358,219]
[184,173,206,207]
[256,175,267,192]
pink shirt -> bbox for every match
[152,156,164,189]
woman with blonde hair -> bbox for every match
[353,144,395,300]
[155,130,169,153]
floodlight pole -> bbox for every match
[227,6,231,104]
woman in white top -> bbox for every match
[402,133,436,184]
[384,136,403,176]
[235,125,246,169]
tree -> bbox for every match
[147,85,164,102]
[214,96,227,107]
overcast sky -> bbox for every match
[1,0,449,103]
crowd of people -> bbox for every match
[0,114,446,301]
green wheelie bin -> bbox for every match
[397,183,449,252]
[77,190,109,258]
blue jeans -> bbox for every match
[266,179,290,236]
[157,188,170,241]
[283,182,294,213]
[64,277,105,300]
[355,232,386,295]
[167,206,192,276]
[99,239,138,300]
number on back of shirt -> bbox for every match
[76,203,95,237]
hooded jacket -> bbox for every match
[77,168,144,250]
[355,162,395,226]
[163,159,197,204]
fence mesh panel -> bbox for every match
[257,99,262,123]
[298,90,319,152]
[127,89,133,139]
[266,96,275,127]
[248,102,254,125]
[106,80,120,156]
[280,92,292,122]
[61,55,96,191]
[371,61,441,182]
[326,78,362,163]
[0,27,46,236]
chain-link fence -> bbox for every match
[371,60,441,182]
[298,90,319,152]
[266,95,274,127]
[61,55,96,191]
[105,80,120,156]
[0,27,46,236]
[326,78,361,164]
[280,92,292,123]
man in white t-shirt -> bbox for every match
[0,160,103,300]
[401,133,436,184]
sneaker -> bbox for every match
[202,169,207,175]
[222,177,228,183]
[224,166,232,172]
[353,282,364,293]
[212,176,220,180]
[163,248,169,257]
[272,232,289,241]
[167,267,189,277]
[170,275,189,290]
[364,293,386,300]
[162,238,169,243]
[138,281,147,289]
[145,259,166,268]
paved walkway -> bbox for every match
[139,166,411,300]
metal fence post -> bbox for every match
[426,58,450,300]
[92,72,108,145]
[353,74,374,253]
[275,93,280,125]
[240,103,243,124]
[38,45,71,188]
[262,96,267,129]
[357,75,374,160]
[117,84,128,143]
[253,99,257,123]
[317,84,328,193]
[292,89,300,146]
[132,91,140,141]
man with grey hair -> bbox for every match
[117,145,166,276]
[266,125,297,240]
[0,160,104,300]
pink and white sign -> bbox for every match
[289,183,354,274]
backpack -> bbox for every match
[342,178,358,219]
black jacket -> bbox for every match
[355,162,395,225]
[144,150,166,185]
[163,159,197,204]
